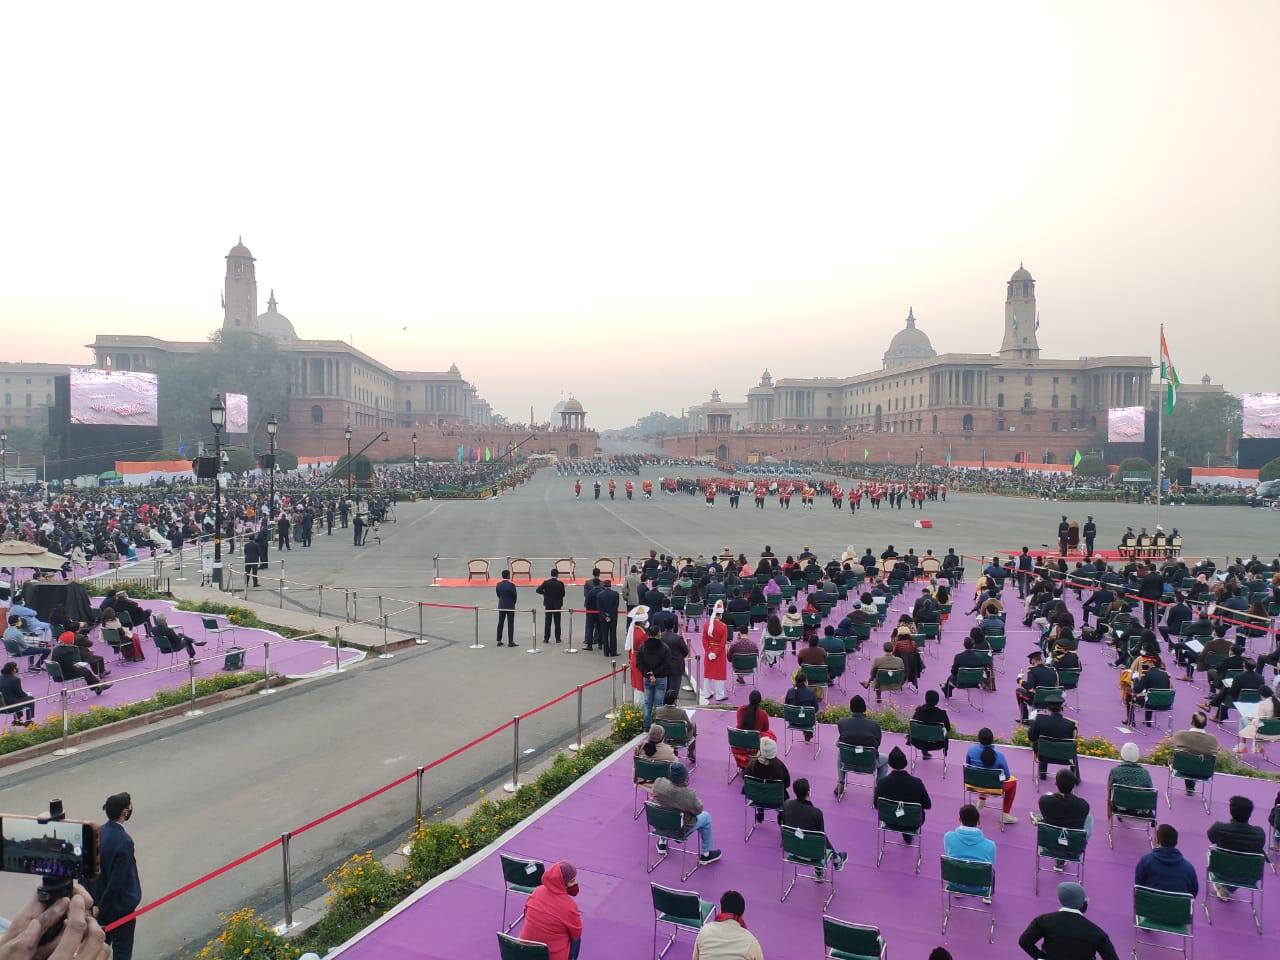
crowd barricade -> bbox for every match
[100,663,628,936]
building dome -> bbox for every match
[562,398,584,413]
[1010,263,1032,282]
[228,237,253,258]
[882,308,937,369]
[255,291,297,343]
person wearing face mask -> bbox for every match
[1016,881,1120,960]
[518,861,583,960]
[88,792,141,960]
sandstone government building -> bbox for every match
[669,265,1214,465]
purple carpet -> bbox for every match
[698,579,1272,754]
[12,598,362,727]
[335,708,1278,959]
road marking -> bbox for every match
[407,503,445,529]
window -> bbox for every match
[1051,421,1060,432]
[1070,394,1077,409]
[1023,393,1032,410]
[996,393,1004,408]
[1024,375,1033,386]
[1052,377,1059,384]
[1051,394,1059,408]
[997,417,1005,432]
[962,414,974,432]
[311,404,324,425]
[25,394,32,407]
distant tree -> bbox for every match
[273,448,299,472]
[147,450,184,461]
[1072,455,1108,478]
[1163,392,1242,466]
[1117,457,1154,481]
[224,448,255,473]
[1260,457,1280,482]
[630,411,690,436]
[1162,454,1187,479]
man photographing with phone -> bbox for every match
[87,792,140,960]
[0,883,111,959]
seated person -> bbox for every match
[50,633,112,695]
[71,628,108,678]
[1204,658,1264,723]
[4,615,51,669]
[1028,697,1078,780]
[760,616,785,666]
[1034,768,1093,844]
[111,591,153,636]
[1135,824,1198,896]
[836,695,888,792]
[965,728,1018,825]
[943,804,997,894]
[732,691,774,769]
[779,777,848,875]
[1207,796,1269,899]
[0,661,36,726]
[784,672,818,742]
[518,861,582,960]
[863,641,905,703]
[652,762,722,865]
[653,689,696,764]
[1130,655,1172,726]
[98,607,144,663]
[634,725,676,789]
[727,628,759,684]
[1016,650,1059,723]
[818,625,844,658]
[743,737,791,819]
[5,601,52,641]
[873,747,932,842]
[692,891,763,960]
[942,635,990,699]
[1106,742,1153,822]
[909,689,952,759]
[152,613,206,659]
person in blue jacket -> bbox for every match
[1135,823,1199,897]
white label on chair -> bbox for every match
[794,829,805,839]
[1057,834,1069,846]
[854,746,863,753]
[525,863,537,874]
[895,803,905,818]
[999,773,1006,781]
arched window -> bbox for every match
[717,443,729,461]
[567,442,579,458]
[311,404,324,425]
[962,414,974,432]
[1023,393,1032,410]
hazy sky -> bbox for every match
[2,1,1276,428]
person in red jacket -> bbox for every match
[519,861,583,960]
[701,600,728,702]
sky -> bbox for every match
[1,1,1277,429]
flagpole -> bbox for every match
[1155,325,1163,527]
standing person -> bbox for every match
[701,601,728,703]
[90,792,141,960]
[326,500,335,535]
[595,579,620,657]
[243,536,261,587]
[339,497,350,529]
[1017,882,1120,960]
[1057,516,1070,556]
[276,510,291,552]
[1083,516,1097,557]
[353,511,365,547]
[495,570,517,648]
[535,569,565,644]
[635,620,670,730]
[1137,564,1165,631]
[582,570,601,652]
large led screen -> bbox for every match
[1242,393,1280,439]
[225,393,249,434]
[1107,405,1146,444]
[69,368,159,427]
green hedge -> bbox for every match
[174,600,310,639]
[0,673,267,758]
[196,704,644,960]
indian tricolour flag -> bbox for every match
[1160,326,1181,415]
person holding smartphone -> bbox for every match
[0,884,111,960]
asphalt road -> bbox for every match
[1,456,1274,958]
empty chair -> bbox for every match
[650,882,713,959]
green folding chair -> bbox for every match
[633,756,674,819]
[781,827,835,908]
[743,774,786,843]
[682,601,704,630]
[1058,667,1082,709]
[835,742,878,801]
[873,667,905,703]
[1205,846,1265,933]
[802,663,830,701]
[1032,736,1078,791]
[497,932,550,960]
[1133,885,1194,960]
[842,634,864,656]
[984,632,1007,672]
[783,624,805,644]
[907,720,949,778]
[783,703,819,758]
[645,802,701,881]
[749,603,768,623]
[1139,687,1176,733]
[1165,750,1215,814]
[499,854,545,933]
[1032,821,1087,893]
[876,798,924,873]
[731,652,758,688]
[1108,783,1158,849]
[762,635,786,666]
[726,727,761,784]
[826,651,847,690]
[963,765,1010,831]
[1032,686,1065,714]
[955,666,987,711]
[650,882,713,959]
[822,916,886,960]
[940,856,995,942]
[657,718,696,769]
[727,611,750,631]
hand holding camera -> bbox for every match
[0,885,110,960]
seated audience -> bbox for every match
[943,804,996,895]
[652,762,722,865]
[518,861,582,960]
[965,727,1018,824]
[873,747,932,842]
[779,777,848,875]
[1135,824,1198,896]
[0,661,36,726]
[692,890,762,960]
[1206,795,1269,900]
[1017,882,1120,960]
[1105,742,1153,823]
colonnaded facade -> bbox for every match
[670,266,1159,465]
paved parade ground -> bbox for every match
[1,457,1276,958]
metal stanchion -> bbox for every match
[274,832,295,934]
[278,575,285,608]
[470,606,484,649]
[605,659,618,720]
[259,641,274,695]
[569,684,584,751]
[564,609,578,654]
[433,553,440,585]
[502,716,521,792]
[416,603,428,645]
[379,614,394,659]
[183,658,204,717]
[697,654,705,704]
[526,609,540,653]
[683,656,695,693]
[318,584,324,618]
[333,627,344,673]
[400,765,427,855]
[378,594,384,621]
[53,689,78,757]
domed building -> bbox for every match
[882,309,936,369]
[255,291,298,345]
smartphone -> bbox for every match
[0,815,100,881]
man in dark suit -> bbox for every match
[1130,659,1172,726]
[1206,657,1264,722]
[535,569,565,644]
[1016,547,1036,599]
[779,778,847,874]
[89,792,142,960]
[836,695,888,791]
[582,570,601,651]
[1028,698,1079,780]
[942,635,990,699]
[1017,881,1119,960]
[1017,651,1060,723]
[595,579,620,656]
[1137,564,1165,630]
[243,536,261,587]
[0,662,35,725]
[495,571,517,648]
[1082,517,1097,558]
[1080,585,1114,629]
[1158,593,1192,648]
[872,747,932,841]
